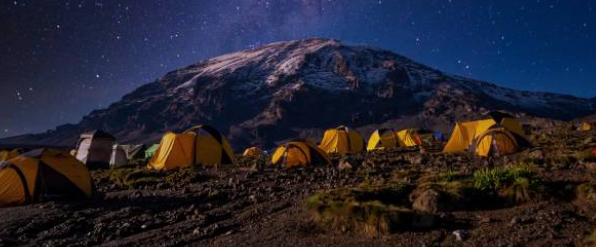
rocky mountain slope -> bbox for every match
[2,38,594,149]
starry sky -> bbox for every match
[1,0,595,138]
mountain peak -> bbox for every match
[2,38,595,148]
[174,37,433,94]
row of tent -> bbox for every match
[0,112,591,207]
[142,111,530,171]
[146,125,442,171]
[1,111,531,173]
[68,130,160,169]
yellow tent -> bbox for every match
[443,119,496,153]
[243,147,264,157]
[443,111,526,154]
[367,128,399,150]
[396,129,434,147]
[474,126,522,157]
[272,140,331,168]
[580,122,594,131]
[0,149,93,207]
[147,125,236,171]
[319,126,364,154]
[0,149,21,162]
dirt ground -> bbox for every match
[1,126,596,247]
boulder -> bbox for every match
[412,189,447,213]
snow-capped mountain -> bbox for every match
[2,38,594,148]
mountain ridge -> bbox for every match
[2,38,594,149]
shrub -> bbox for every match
[307,189,414,237]
[307,180,417,236]
[576,230,596,247]
[499,177,543,204]
[575,182,596,215]
[472,164,543,204]
[473,168,511,193]
[411,171,475,212]
[109,165,206,189]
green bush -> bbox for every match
[472,164,543,203]
[473,168,511,192]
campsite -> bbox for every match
[1,114,596,246]
[2,2,596,245]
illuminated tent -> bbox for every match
[0,149,93,207]
[367,128,399,150]
[443,111,527,155]
[319,126,364,154]
[580,122,594,131]
[473,125,526,157]
[147,125,236,171]
[272,140,331,168]
[396,129,433,147]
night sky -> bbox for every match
[1,0,595,138]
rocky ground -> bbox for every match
[1,124,596,247]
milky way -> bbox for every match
[1,0,595,138]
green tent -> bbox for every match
[144,144,160,159]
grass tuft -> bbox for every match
[472,164,543,204]
[307,181,417,236]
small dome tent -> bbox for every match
[0,149,93,207]
[319,125,364,154]
[367,128,399,150]
[272,140,331,168]
[443,111,528,156]
[147,125,236,171]
[580,122,594,132]
[473,125,526,157]
[110,144,146,166]
[396,129,433,147]
[243,147,264,157]
[75,130,115,169]
[144,144,160,160]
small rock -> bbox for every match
[478,216,493,224]
[338,156,359,171]
[412,189,444,213]
[510,217,520,226]
[452,230,467,241]
[129,191,143,199]
[193,227,202,235]
[528,149,545,160]
[585,162,596,171]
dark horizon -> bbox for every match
[1,0,595,138]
